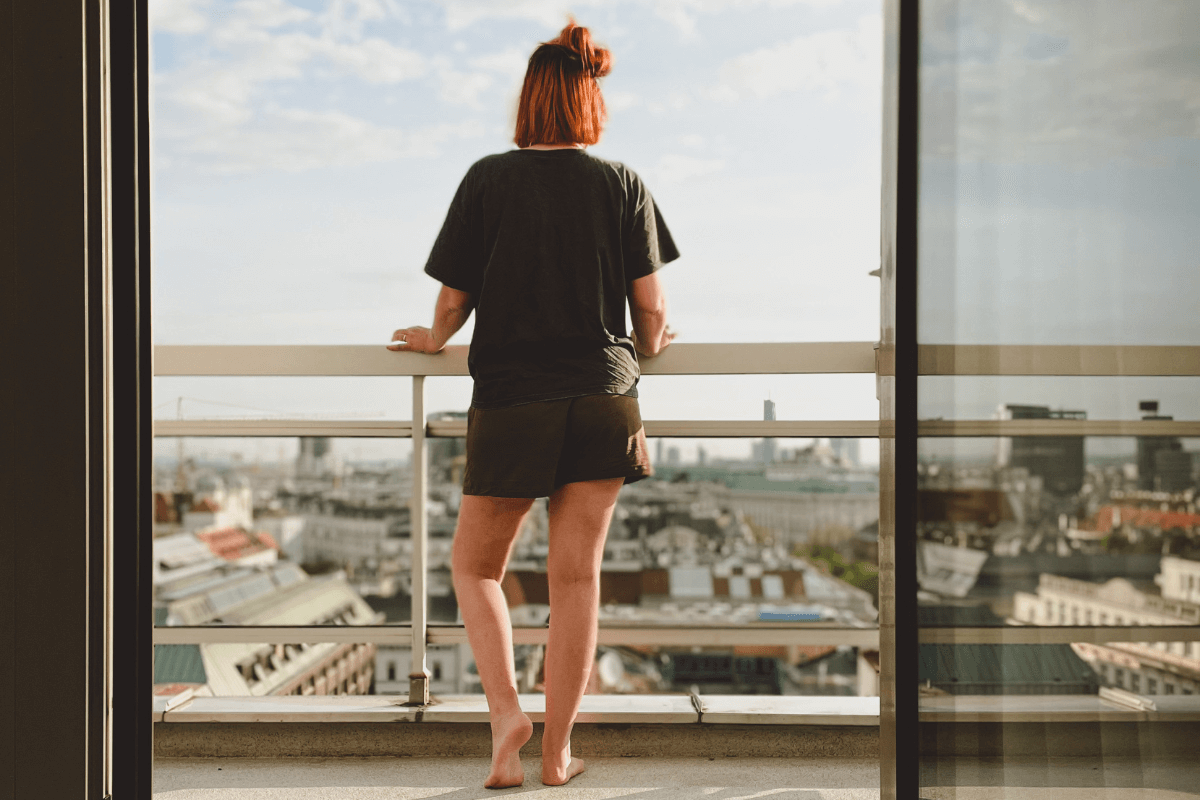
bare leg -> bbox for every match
[451,494,536,789]
[541,477,624,786]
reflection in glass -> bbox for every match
[918,377,1200,423]
[916,0,1200,788]
[919,1,1200,347]
[917,437,1198,623]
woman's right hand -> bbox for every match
[632,325,676,357]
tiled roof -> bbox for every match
[195,527,279,561]
[1088,505,1200,533]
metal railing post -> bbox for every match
[408,374,430,704]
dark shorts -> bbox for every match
[461,394,653,498]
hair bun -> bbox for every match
[553,19,612,78]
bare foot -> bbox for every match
[484,710,533,789]
[541,745,586,786]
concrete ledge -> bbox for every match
[160,694,881,726]
[154,721,880,759]
[155,695,882,759]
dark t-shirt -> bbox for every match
[424,148,680,409]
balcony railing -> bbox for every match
[152,341,1200,708]
[152,341,884,704]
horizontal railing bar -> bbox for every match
[919,626,1200,645]
[153,343,878,377]
[919,344,1200,377]
[154,420,413,438]
[430,419,888,439]
[152,624,881,648]
[918,419,1200,437]
[152,419,888,439]
[153,418,1200,440]
[153,343,1200,378]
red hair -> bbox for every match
[514,21,613,148]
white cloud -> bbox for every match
[436,0,848,36]
[648,153,725,184]
[643,0,842,39]
[438,70,495,107]
[316,0,399,40]
[438,0,572,31]
[154,0,438,171]
[605,90,641,112]
[169,107,484,172]
[151,0,212,34]
[713,14,882,101]
[322,36,426,83]
[468,47,530,82]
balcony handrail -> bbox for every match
[154,342,878,377]
[917,344,1200,377]
[152,418,1200,439]
[154,342,1200,378]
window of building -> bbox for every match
[1147,678,1158,695]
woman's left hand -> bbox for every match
[387,326,443,354]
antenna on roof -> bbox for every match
[175,396,187,492]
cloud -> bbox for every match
[605,90,641,112]
[165,106,484,172]
[920,0,1200,164]
[648,153,725,184]
[436,0,848,35]
[154,0,443,171]
[438,0,571,31]
[713,14,882,101]
[646,0,848,39]
[151,0,213,33]
[468,47,530,82]
[437,69,495,107]
[323,36,425,82]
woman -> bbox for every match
[388,21,677,788]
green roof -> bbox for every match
[154,644,207,685]
[920,643,1099,695]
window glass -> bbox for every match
[918,1,1200,347]
[916,0,1200,792]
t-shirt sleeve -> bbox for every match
[624,172,680,282]
[423,170,484,294]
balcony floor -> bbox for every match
[154,756,1199,799]
[154,756,880,798]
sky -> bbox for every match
[149,0,885,464]
[148,0,1199,467]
